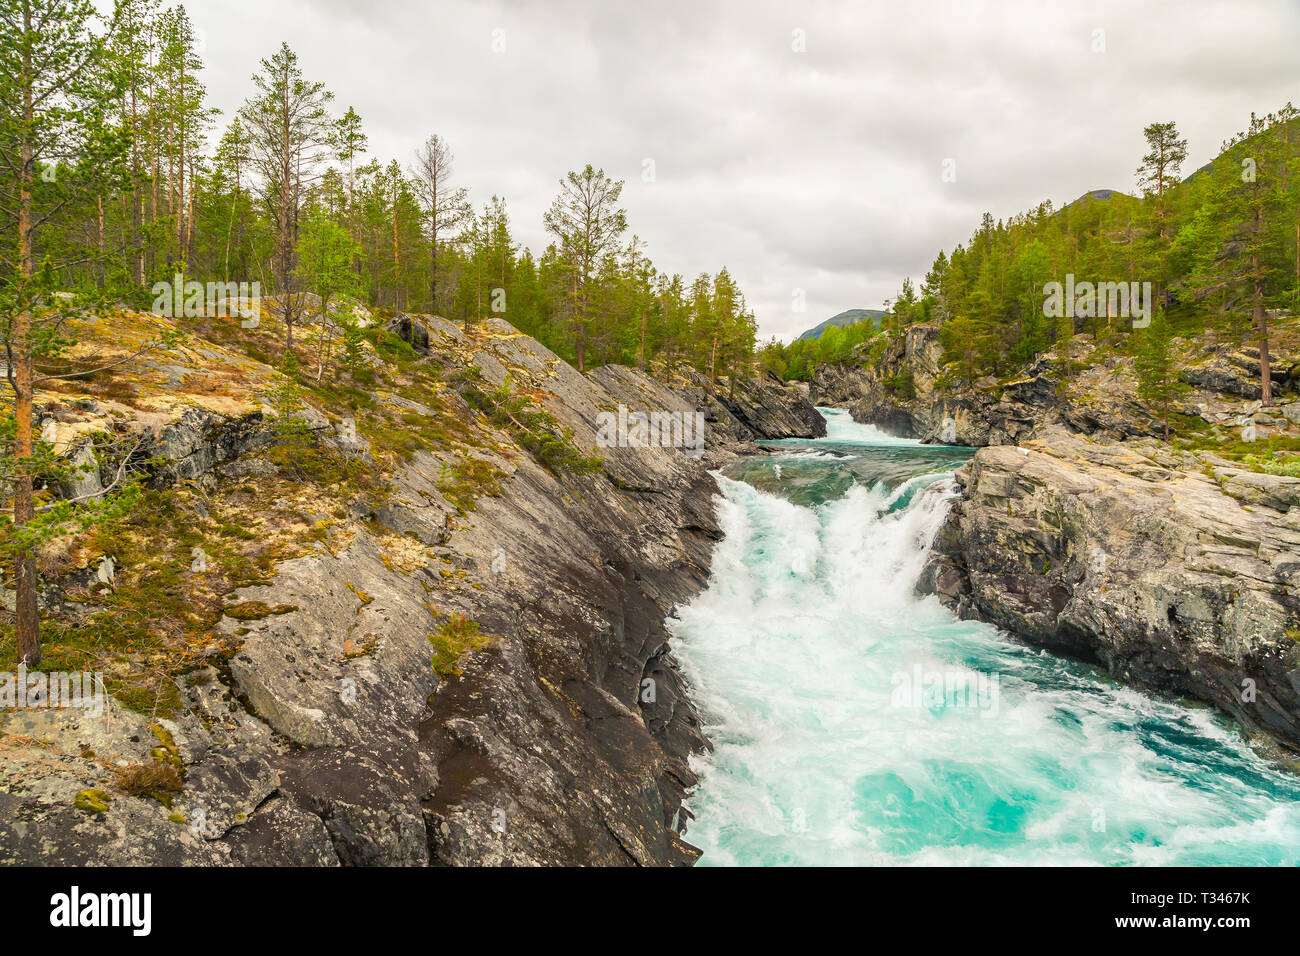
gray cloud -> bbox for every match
[178,0,1300,341]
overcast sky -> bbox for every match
[169,0,1299,342]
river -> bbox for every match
[674,407,1300,865]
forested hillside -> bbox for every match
[1,0,759,379]
[766,111,1300,411]
[0,0,769,670]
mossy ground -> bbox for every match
[74,788,112,814]
[428,612,490,678]
[1,305,594,717]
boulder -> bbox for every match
[922,427,1300,750]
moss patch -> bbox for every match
[437,456,505,515]
[428,613,490,679]
[222,601,299,621]
[74,788,112,814]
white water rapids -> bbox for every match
[673,409,1300,865]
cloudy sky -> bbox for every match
[174,0,1298,341]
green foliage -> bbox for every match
[260,373,326,480]
[759,316,880,382]
[883,367,917,399]
[459,372,604,476]
[0,405,151,559]
[1241,453,1300,477]
[342,320,368,375]
[364,327,418,363]
[428,613,488,678]
[2,7,756,391]
[74,789,112,814]
[436,457,504,515]
[1133,312,1187,436]
[870,110,1300,398]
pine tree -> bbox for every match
[411,133,469,315]
[238,42,333,350]
[1134,310,1181,439]
[295,209,361,380]
[1135,121,1188,310]
[0,0,131,664]
[543,165,626,372]
[108,0,160,285]
[1198,114,1291,404]
[331,106,366,275]
[210,117,255,281]
[156,5,213,268]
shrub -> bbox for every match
[114,761,183,804]
[429,613,489,678]
[457,373,603,476]
[1242,453,1300,478]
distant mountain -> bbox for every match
[1054,188,1129,213]
[1072,188,1123,203]
[1046,188,1128,219]
[796,308,887,342]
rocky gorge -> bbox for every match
[815,316,1300,757]
[0,311,823,867]
[7,297,1300,869]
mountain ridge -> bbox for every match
[796,308,888,342]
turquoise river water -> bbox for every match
[673,408,1300,865]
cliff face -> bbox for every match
[813,319,1300,448]
[813,317,1300,753]
[710,371,828,441]
[0,312,822,866]
[810,324,1060,445]
[921,428,1300,753]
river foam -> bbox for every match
[674,409,1300,865]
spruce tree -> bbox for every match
[0,0,130,664]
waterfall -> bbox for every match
[673,410,1300,866]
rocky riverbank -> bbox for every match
[920,427,1300,753]
[813,320,1300,447]
[0,312,822,866]
[814,317,1300,754]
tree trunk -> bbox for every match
[429,234,437,314]
[131,71,143,285]
[316,295,329,383]
[392,200,400,311]
[14,16,39,665]
[279,90,293,351]
[147,31,158,277]
[572,269,583,372]
[185,157,196,261]
[224,184,237,281]
[176,65,185,259]
[1257,302,1272,407]
[166,72,175,264]
[96,194,105,288]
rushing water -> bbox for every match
[674,407,1300,866]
